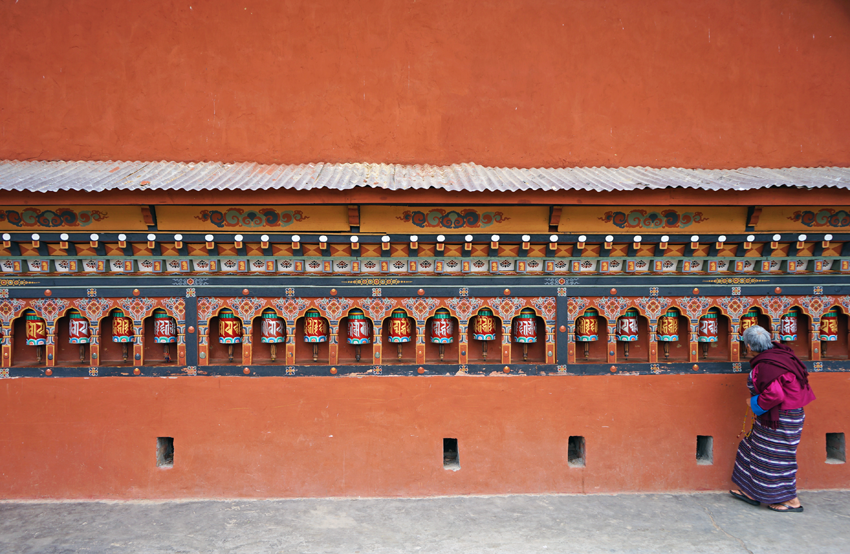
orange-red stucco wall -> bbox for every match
[1,0,849,168]
[2,374,848,499]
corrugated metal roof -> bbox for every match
[1,160,848,193]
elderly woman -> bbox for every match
[730,325,816,512]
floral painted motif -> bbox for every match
[566,297,588,322]
[228,297,267,322]
[797,295,836,323]
[676,296,713,321]
[397,209,508,229]
[757,296,794,322]
[488,297,527,322]
[594,297,631,321]
[598,209,706,229]
[635,297,672,322]
[316,297,353,323]
[272,297,310,323]
[74,298,113,322]
[530,297,557,323]
[787,209,850,228]
[195,208,308,228]
[359,298,397,322]
[402,298,439,323]
[716,296,755,321]
[162,297,187,322]
[0,299,26,326]
[446,297,483,322]
[197,297,223,322]
[29,298,69,323]
[119,297,156,323]
[0,208,108,227]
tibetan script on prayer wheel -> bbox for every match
[698,309,719,343]
[473,308,497,341]
[576,309,599,342]
[68,311,90,344]
[303,309,328,343]
[24,310,47,345]
[780,309,799,342]
[513,308,537,343]
[218,309,242,344]
[153,309,177,344]
[347,308,371,345]
[260,309,284,344]
[388,309,412,343]
[657,310,679,342]
[820,309,839,342]
[111,309,134,343]
[431,309,454,344]
[617,309,639,342]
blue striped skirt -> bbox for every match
[731,408,804,504]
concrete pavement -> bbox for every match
[2,491,850,553]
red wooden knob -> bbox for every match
[330,289,338,296]
[417,367,425,374]
[610,288,617,295]
[243,367,251,375]
[610,366,617,373]
[133,289,140,296]
[44,289,52,296]
[45,369,53,376]
[417,289,425,296]
[133,368,141,375]
[242,289,249,296]
[503,366,510,373]
[330,367,338,375]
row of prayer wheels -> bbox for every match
[576,306,842,359]
[19,308,177,363]
[218,307,540,363]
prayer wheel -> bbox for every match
[218,308,242,362]
[617,308,639,359]
[820,308,839,355]
[430,308,454,361]
[24,309,46,363]
[303,309,327,362]
[68,310,90,363]
[698,307,720,359]
[346,308,371,362]
[260,308,285,362]
[779,308,799,342]
[111,309,134,362]
[575,308,599,360]
[513,308,537,361]
[657,309,679,360]
[740,309,760,355]
[387,309,413,360]
[153,309,178,362]
[472,308,497,360]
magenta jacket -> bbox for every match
[750,365,816,415]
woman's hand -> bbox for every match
[745,397,752,409]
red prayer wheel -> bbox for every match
[153,308,178,363]
[820,308,839,355]
[68,310,90,363]
[740,309,760,355]
[473,308,497,360]
[68,310,90,344]
[779,308,799,342]
[24,310,47,346]
[24,309,46,363]
[111,309,134,343]
[576,308,599,359]
[431,308,454,361]
[657,309,679,360]
[111,308,134,363]
[698,308,720,359]
[388,309,413,360]
[346,308,371,362]
[513,308,537,361]
[617,308,639,359]
[303,308,327,362]
[260,308,284,362]
[218,308,242,363]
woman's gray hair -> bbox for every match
[742,325,774,353]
